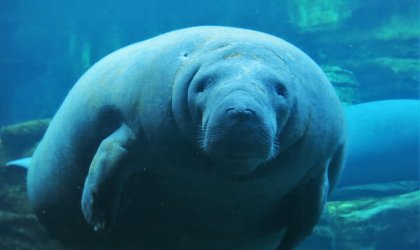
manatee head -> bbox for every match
[173,43,305,176]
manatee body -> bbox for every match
[338,99,420,187]
[27,26,346,250]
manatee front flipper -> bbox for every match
[277,145,345,250]
[81,123,136,232]
[276,172,328,250]
[5,157,32,169]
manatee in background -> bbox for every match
[338,99,419,187]
[23,26,345,250]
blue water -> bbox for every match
[0,0,419,249]
[1,0,418,126]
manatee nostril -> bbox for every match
[226,107,255,120]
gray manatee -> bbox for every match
[27,26,346,250]
[338,99,420,187]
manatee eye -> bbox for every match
[195,77,213,94]
[274,83,287,97]
[196,81,205,93]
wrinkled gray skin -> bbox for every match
[27,26,346,250]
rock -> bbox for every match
[329,190,419,250]
[322,65,360,105]
[331,181,420,201]
[286,0,356,32]
[341,57,420,101]
[0,119,49,165]
[286,0,419,102]
[287,0,420,41]
[370,10,420,41]
[0,143,7,168]
[0,119,62,249]
[0,167,66,250]
[299,189,420,250]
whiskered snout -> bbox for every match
[198,92,279,175]
[225,106,256,121]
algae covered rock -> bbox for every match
[322,65,360,106]
[0,119,49,165]
[331,181,419,201]
[0,118,66,249]
[0,166,66,250]
[299,187,420,250]
[342,57,420,101]
[286,0,419,102]
[286,0,357,32]
[287,0,420,41]
[329,190,419,250]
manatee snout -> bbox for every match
[218,90,267,125]
[225,106,255,121]
[200,85,279,174]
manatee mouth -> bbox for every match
[204,143,272,176]
[222,153,250,160]
[204,136,275,163]
[217,153,260,165]
[198,112,277,175]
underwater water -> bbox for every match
[0,0,419,249]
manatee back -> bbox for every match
[340,99,420,187]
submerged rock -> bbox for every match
[329,190,419,250]
[331,181,419,201]
[322,65,360,106]
[0,119,49,165]
[342,57,420,101]
[299,189,420,250]
[286,0,419,103]
[286,0,356,32]
[0,167,65,250]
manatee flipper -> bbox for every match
[326,144,346,196]
[81,123,136,232]
[5,157,32,169]
[277,145,345,250]
[276,173,328,250]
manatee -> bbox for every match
[25,26,345,250]
[338,99,420,187]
